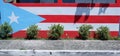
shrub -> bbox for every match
[0,22,13,39]
[96,26,110,40]
[26,25,38,39]
[112,37,120,40]
[48,24,64,40]
[78,24,93,40]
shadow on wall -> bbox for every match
[98,4,109,14]
[74,3,109,23]
[74,3,95,23]
[74,3,110,39]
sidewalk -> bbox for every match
[0,50,120,56]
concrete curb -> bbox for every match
[0,50,120,56]
[0,40,120,50]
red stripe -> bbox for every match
[58,0,62,3]
[12,31,118,38]
[13,3,120,7]
[117,0,120,3]
[40,15,120,23]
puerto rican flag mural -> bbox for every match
[13,0,120,38]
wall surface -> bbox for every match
[0,40,120,50]
[13,2,120,38]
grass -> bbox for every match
[61,38,75,40]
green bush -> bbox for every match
[78,24,93,40]
[112,37,120,40]
[96,26,110,40]
[0,22,13,39]
[26,25,38,39]
[48,24,64,40]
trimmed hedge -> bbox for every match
[0,22,13,39]
[77,24,93,40]
[48,24,64,40]
[0,23,118,40]
[26,25,38,39]
[96,26,111,40]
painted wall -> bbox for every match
[12,0,120,38]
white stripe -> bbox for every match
[23,23,119,31]
[20,7,120,15]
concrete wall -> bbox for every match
[0,40,120,50]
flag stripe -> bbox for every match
[22,23,119,31]
[13,31,118,38]
[20,7,120,15]
[36,23,119,31]
[41,15,119,23]
[14,3,120,7]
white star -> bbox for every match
[9,12,19,24]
